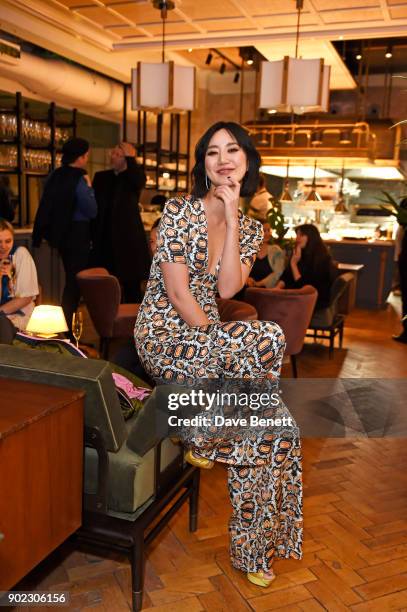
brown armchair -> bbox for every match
[77,268,139,359]
[244,286,318,377]
[216,297,258,321]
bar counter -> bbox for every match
[325,238,395,310]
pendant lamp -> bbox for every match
[259,0,330,114]
[131,1,196,112]
[301,160,332,223]
[335,162,348,213]
[280,160,293,202]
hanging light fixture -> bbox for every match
[258,0,330,114]
[335,162,348,213]
[306,161,322,203]
[280,160,293,202]
[131,1,196,112]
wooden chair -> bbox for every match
[306,272,354,358]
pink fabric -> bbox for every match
[112,373,151,400]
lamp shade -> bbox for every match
[259,56,330,113]
[26,305,68,337]
[131,61,196,112]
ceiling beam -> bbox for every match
[113,23,407,51]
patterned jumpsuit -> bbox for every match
[134,195,302,573]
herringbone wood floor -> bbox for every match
[15,296,407,611]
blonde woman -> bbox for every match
[0,218,38,329]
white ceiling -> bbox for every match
[1,0,406,87]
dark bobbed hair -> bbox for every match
[191,121,261,199]
[295,223,332,267]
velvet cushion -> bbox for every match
[84,420,181,516]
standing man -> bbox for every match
[92,142,150,303]
[32,137,97,335]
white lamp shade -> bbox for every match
[172,64,196,111]
[259,56,330,113]
[132,62,170,110]
[26,305,69,337]
[132,62,196,112]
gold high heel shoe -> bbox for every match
[185,450,214,470]
[247,571,276,588]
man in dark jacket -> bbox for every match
[33,137,97,334]
[92,142,150,303]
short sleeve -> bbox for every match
[12,247,39,298]
[239,214,263,268]
[156,197,190,264]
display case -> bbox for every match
[0,92,76,226]
[135,110,191,194]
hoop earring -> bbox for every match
[205,174,211,190]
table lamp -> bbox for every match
[26,305,68,338]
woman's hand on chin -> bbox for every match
[213,177,240,226]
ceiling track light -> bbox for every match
[233,72,240,83]
[219,62,226,74]
[205,52,213,65]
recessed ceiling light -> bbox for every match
[188,48,193,53]
[356,53,362,60]
[339,35,344,40]
[247,58,254,66]
[385,46,393,59]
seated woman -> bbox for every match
[246,220,285,289]
[135,121,302,588]
[277,223,337,308]
[0,218,39,330]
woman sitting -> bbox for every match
[277,223,337,308]
[0,218,39,330]
[246,220,285,288]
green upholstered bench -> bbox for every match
[0,344,199,612]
